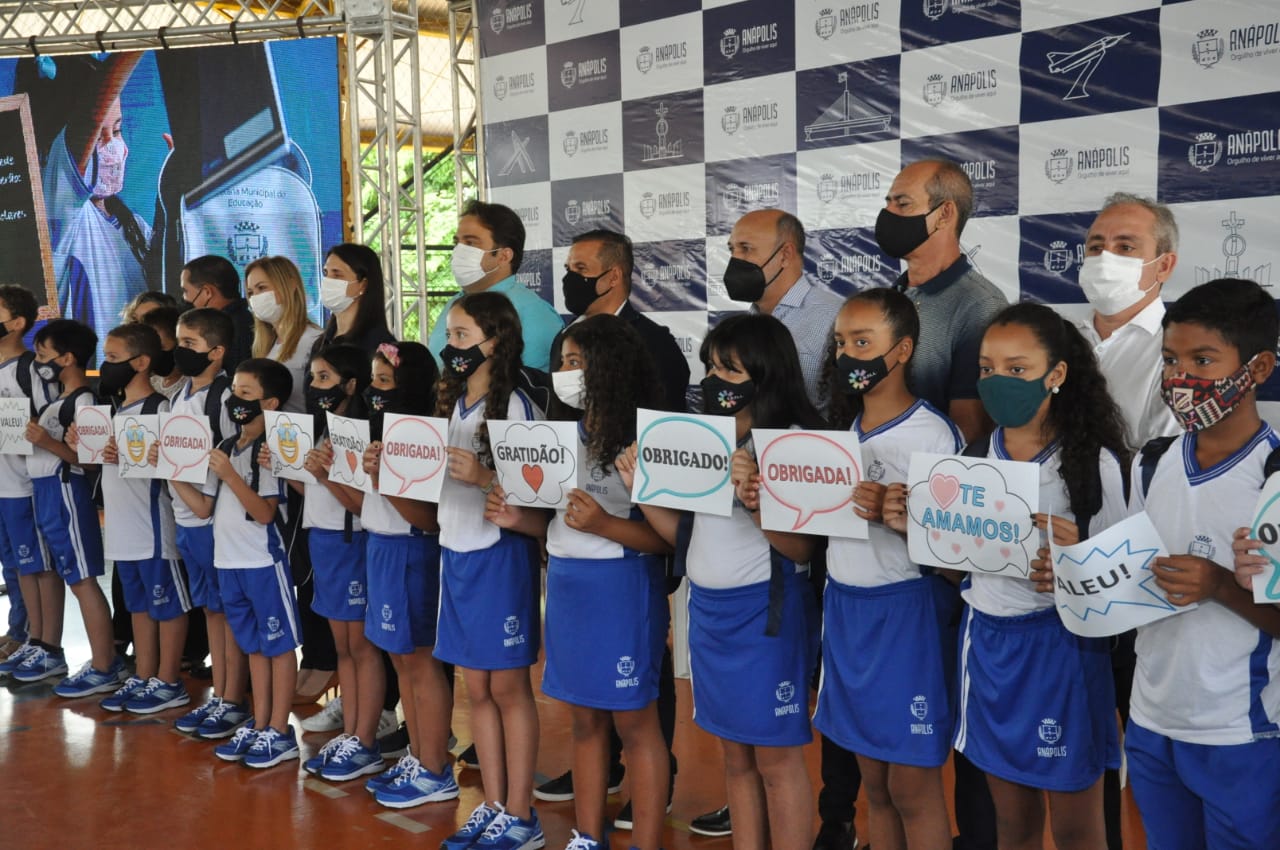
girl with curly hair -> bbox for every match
[485,314,670,850]
[432,292,547,849]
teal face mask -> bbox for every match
[977,369,1056,428]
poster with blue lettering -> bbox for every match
[753,428,866,538]
[632,407,736,516]
[1249,473,1280,604]
[906,452,1039,576]
[490,419,580,509]
[1050,511,1188,638]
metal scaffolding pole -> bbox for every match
[447,0,480,210]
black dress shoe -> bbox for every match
[813,820,857,850]
[690,805,732,837]
[456,742,479,771]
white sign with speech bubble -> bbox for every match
[114,413,160,479]
[265,410,316,485]
[379,413,449,502]
[632,409,736,517]
[490,419,579,509]
[75,404,114,464]
[906,452,1040,577]
[1051,511,1190,637]
[754,428,866,538]
[1249,474,1280,604]
[326,413,373,494]
[155,412,212,484]
[0,397,30,455]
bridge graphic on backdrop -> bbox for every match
[804,72,892,142]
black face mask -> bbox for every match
[173,346,213,378]
[363,385,401,415]
[874,204,943,259]
[306,384,347,417]
[700,375,755,416]
[440,342,488,379]
[98,357,141,395]
[836,351,899,396]
[151,348,175,378]
[225,395,263,426]
[35,358,62,386]
[723,243,785,303]
[561,268,612,316]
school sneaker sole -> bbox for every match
[320,757,386,782]
[244,748,300,769]
[124,692,191,715]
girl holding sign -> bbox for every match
[925,303,1128,850]
[485,315,671,850]
[814,289,963,850]
[433,292,546,849]
[622,313,824,850]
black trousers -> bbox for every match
[1105,630,1137,850]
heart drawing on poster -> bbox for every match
[929,473,960,510]
[347,450,358,473]
[521,463,544,494]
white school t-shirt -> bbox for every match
[546,424,636,561]
[168,377,235,528]
[269,325,323,414]
[205,437,286,569]
[101,396,178,562]
[0,354,54,497]
[26,391,93,480]
[303,477,362,533]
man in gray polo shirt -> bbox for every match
[879,159,1007,444]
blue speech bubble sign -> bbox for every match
[635,415,733,504]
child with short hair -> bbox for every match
[139,305,183,401]
[1126,277,1280,847]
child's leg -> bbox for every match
[268,649,297,732]
[349,622,385,747]
[132,612,159,679]
[402,649,450,771]
[206,610,227,696]
[986,774,1046,850]
[569,705,611,838]
[490,666,538,820]
[157,613,188,683]
[463,667,508,806]
[16,573,44,643]
[34,571,64,646]
[68,578,114,671]
[613,703,668,850]
[1046,778,1106,850]
[754,743,815,850]
[391,653,417,754]
[330,619,356,736]
[886,762,951,850]
[0,556,26,642]
[721,739,767,850]
[222,620,249,704]
[249,652,271,726]
[857,755,906,850]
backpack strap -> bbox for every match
[1265,445,1280,481]
[961,434,991,459]
[14,351,36,416]
[1139,436,1178,500]
[203,374,231,445]
[140,392,166,415]
[57,387,96,483]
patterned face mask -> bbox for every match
[1160,355,1258,432]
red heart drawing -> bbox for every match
[973,537,984,548]
[929,473,961,510]
[346,450,358,473]
[995,500,1006,512]
[521,464,545,493]
[1000,547,1012,558]
[951,543,962,554]
[930,531,942,541]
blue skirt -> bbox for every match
[364,531,439,654]
[311,528,369,623]
[435,532,540,670]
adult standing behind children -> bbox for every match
[180,255,254,374]
[245,255,323,414]
[314,243,395,356]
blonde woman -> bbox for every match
[245,255,323,413]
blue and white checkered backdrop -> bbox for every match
[476,0,1280,419]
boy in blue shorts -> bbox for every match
[170,358,300,768]
[1127,277,1280,849]
[0,285,60,683]
[73,322,191,714]
[25,320,123,697]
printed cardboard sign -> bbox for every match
[632,408,736,517]
[265,410,316,484]
[326,413,373,494]
[754,428,867,538]
[0,397,30,455]
[490,419,579,509]
[378,413,449,502]
[1250,474,1280,604]
[75,404,113,464]
[155,412,212,484]
[115,413,160,479]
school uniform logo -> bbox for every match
[17,544,29,559]
[348,580,365,604]
[867,460,885,482]
[616,655,640,688]
[504,615,526,647]
[910,694,934,734]
[774,680,801,716]
[381,603,396,632]
[152,584,165,599]
[1188,535,1216,559]
[1037,717,1068,757]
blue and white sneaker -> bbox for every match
[99,675,146,712]
[563,830,599,850]
[174,696,222,733]
[214,721,258,761]
[244,725,300,769]
[374,755,460,809]
[304,733,352,775]
[365,753,415,794]
[441,802,502,850]
[54,658,127,698]
[319,735,384,782]
[195,699,251,740]
[12,646,68,682]
[0,642,36,678]
[124,677,190,714]
[472,805,545,850]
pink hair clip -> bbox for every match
[377,342,401,367]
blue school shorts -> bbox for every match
[176,523,220,613]
[0,494,48,577]
[688,572,819,747]
[955,605,1120,792]
[814,574,957,768]
[115,556,191,621]
[435,532,540,671]
[32,474,104,586]
[542,554,668,711]
[364,530,439,655]
[219,562,300,657]
[310,528,369,623]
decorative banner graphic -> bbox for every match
[0,397,31,456]
[114,413,159,479]
[326,412,373,494]
[906,452,1040,576]
[265,410,315,485]
[378,413,449,502]
[1051,511,1189,637]
[155,412,212,484]
[632,408,735,517]
[75,404,114,464]
[490,419,579,509]
[1250,474,1280,605]
[754,428,866,538]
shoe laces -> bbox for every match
[391,754,423,786]
[226,725,257,748]
[461,802,497,832]
[203,699,231,722]
[114,676,143,696]
[565,829,596,850]
[317,696,343,719]
[193,696,221,713]
[20,646,47,667]
[328,734,362,761]
[67,660,95,679]
[480,807,517,841]
[135,677,165,698]
[251,728,282,752]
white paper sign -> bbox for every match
[378,413,449,502]
[155,412,212,484]
[114,413,160,479]
[1249,474,1280,604]
[632,408,736,517]
[489,419,579,510]
[75,404,113,464]
[326,413,373,494]
[1051,511,1190,637]
[0,397,31,455]
[264,410,316,485]
[754,428,867,538]
[906,452,1040,577]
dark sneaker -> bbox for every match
[378,721,410,759]
[812,820,857,850]
[690,806,732,837]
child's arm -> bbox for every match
[208,448,277,525]
[562,489,673,555]
[305,438,364,514]
[732,446,818,564]
[171,479,215,519]
[256,441,306,496]
[485,485,551,538]
[1155,553,1280,637]
[387,496,440,533]
[615,441,680,546]
[25,419,78,465]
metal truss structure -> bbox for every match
[447,0,480,212]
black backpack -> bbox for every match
[1138,435,1280,498]
[215,434,275,523]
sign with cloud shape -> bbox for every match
[114,413,160,479]
[632,408,736,517]
[265,410,316,485]
[326,412,372,494]
[379,413,449,502]
[754,428,866,538]
[491,420,579,509]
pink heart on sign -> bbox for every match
[931,531,942,541]
[1000,547,1012,558]
[929,473,961,510]
[951,543,963,554]
[995,500,1006,512]
[974,537,984,548]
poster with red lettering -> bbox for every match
[155,412,212,483]
[378,413,449,502]
[753,428,866,538]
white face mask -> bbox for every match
[249,290,284,325]
[1077,250,1164,316]
[320,276,357,314]
[451,243,498,288]
[552,369,586,410]
[91,135,128,199]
